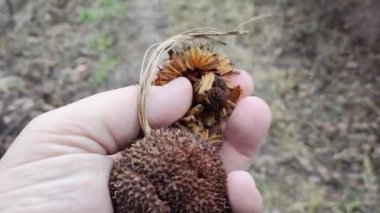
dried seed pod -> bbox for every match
[109,29,246,213]
[109,128,230,213]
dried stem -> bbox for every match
[233,13,279,31]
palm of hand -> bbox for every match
[0,153,113,212]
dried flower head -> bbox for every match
[154,46,241,145]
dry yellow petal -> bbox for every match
[198,72,215,94]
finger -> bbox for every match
[2,78,192,166]
[227,171,262,213]
[220,96,271,172]
[227,70,254,98]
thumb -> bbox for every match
[146,77,193,129]
[0,78,192,168]
[58,77,193,151]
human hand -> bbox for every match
[0,70,270,213]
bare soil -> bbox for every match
[0,0,379,212]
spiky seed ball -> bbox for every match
[109,128,231,213]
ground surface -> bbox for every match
[0,0,379,212]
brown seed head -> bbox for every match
[154,46,242,145]
[109,128,231,213]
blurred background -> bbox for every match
[0,0,379,212]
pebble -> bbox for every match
[0,75,25,92]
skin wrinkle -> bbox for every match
[103,86,141,147]
[0,156,113,213]
[3,131,109,167]
[219,142,252,172]
[59,113,118,154]
[25,114,114,155]
[103,122,122,152]
[0,154,110,194]
[0,171,110,212]
[0,142,95,171]
[31,130,108,154]
[60,85,142,149]
[0,173,78,199]
[3,202,70,213]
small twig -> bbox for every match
[234,13,280,30]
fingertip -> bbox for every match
[226,96,271,155]
[240,96,271,131]
[147,77,193,127]
[221,96,271,171]
[227,171,262,213]
[228,70,254,97]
